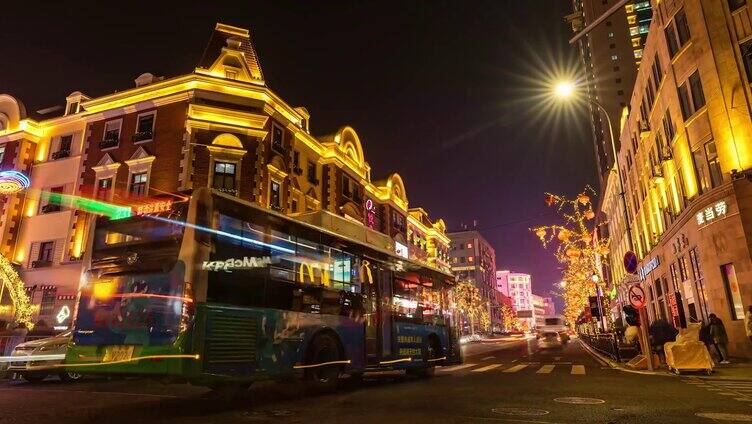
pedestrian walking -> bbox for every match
[709,313,730,364]
[745,306,752,343]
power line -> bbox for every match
[451,211,558,233]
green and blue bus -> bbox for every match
[66,188,461,390]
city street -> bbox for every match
[2,337,751,424]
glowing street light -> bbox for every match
[552,79,634,252]
[559,281,567,288]
[591,273,600,283]
[554,81,575,99]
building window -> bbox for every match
[270,180,281,210]
[666,26,679,57]
[0,145,5,164]
[678,71,706,120]
[96,178,112,200]
[101,120,121,149]
[292,151,302,174]
[212,161,237,195]
[729,0,747,12]
[291,199,298,213]
[692,147,710,194]
[704,140,723,188]
[52,135,72,160]
[40,287,57,316]
[611,54,619,61]
[37,241,54,266]
[129,172,148,197]
[678,256,689,282]
[662,111,676,143]
[651,56,663,84]
[307,160,318,184]
[134,112,155,142]
[721,263,746,320]
[741,40,752,83]
[41,186,64,214]
[675,10,691,45]
[271,123,284,154]
[66,102,78,115]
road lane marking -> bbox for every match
[571,365,586,375]
[504,364,528,373]
[439,363,477,372]
[481,356,496,360]
[473,364,502,372]
[536,365,555,374]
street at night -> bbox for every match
[2,338,751,423]
[3,1,752,423]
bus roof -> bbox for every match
[206,189,456,281]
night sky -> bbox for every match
[2,1,597,307]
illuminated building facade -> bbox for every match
[568,1,653,188]
[0,23,451,328]
[601,0,752,358]
[448,230,502,328]
[496,270,535,330]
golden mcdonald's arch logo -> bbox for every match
[297,260,373,286]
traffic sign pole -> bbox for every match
[639,307,653,371]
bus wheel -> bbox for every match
[59,371,84,383]
[305,333,342,393]
[407,337,439,378]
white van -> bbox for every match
[537,315,569,343]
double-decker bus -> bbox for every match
[66,188,461,391]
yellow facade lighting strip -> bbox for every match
[292,359,352,369]
[59,354,200,368]
[187,104,269,129]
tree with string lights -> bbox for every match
[452,280,490,334]
[531,187,611,329]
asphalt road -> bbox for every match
[2,337,751,424]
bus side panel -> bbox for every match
[392,321,450,369]
[198,305,364,380]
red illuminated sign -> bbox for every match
[133,200,172,216]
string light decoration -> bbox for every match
[531,187,611,328]
[0,253,34,329]
[0,170,30,195]
[451,280,490,334]
[500,304,521,331]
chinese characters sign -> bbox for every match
[696,201,727,226]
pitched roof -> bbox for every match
[198,23,264,82]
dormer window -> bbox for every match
[66,102,79,116]
[225,69,238,80]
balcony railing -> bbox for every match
[31,260,52,269]
[51,149,70,160]
[41,204,61,214]
[99,137,119,149]
[132,130,154,142]
[215,187,238,196]
[270,204,285,213]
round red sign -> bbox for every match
[628,284,647,309]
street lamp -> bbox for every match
[553,81,634,255]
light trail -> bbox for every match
[0,354,66,363]
[41,191,132,219]
[60,354,201,368]
[146,215,296,254]
[292,359,352,369]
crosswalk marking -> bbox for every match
[571,365,586,375]
[503,364,528,373]
[439,363,476,372]
[472,364,502,372]
[536,365,555,374]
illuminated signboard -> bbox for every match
[365,198,380,231]
[638,256,660,281]
[0,170,30,194]
[201,256,272,272]
[133,200,173,216]
[696,201,727,226]
[395,241,409,259]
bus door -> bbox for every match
[378,269,393,358]
[363,264,379,365]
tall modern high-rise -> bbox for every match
[567,1,653,189]
[449,230,501,328]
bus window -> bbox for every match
[393,275,422,321]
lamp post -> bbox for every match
[553,81,634,254]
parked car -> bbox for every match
[8,332,82,383]
[537,331,564,349]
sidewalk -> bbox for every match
[580,339,752,381]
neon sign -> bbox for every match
[56,305,71,324]
[0,170,30,194]
[365,198,379,230]
[696,201,727,226]
[133,200,172,216]
[201,256,272,272]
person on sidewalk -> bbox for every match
[709,313,730,364]
[745,306,752,343]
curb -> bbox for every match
[578,339,675,377]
